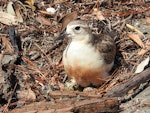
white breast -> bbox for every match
[63,41,104,70]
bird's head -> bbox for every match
[55,20,92,42]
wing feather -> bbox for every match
[90,34,116,64]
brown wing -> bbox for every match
[90,34,116,64]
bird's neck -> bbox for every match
[71,33,93,44]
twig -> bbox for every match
[3,83,18,112]
[34,43,55,69]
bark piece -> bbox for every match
[9,98,119,113]
[106,67,150,97]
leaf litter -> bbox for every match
[0,0,150,113]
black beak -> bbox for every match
[54,32,66,42]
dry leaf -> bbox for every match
[92,8,105,21]
[2,54,17,65]
[138,42,150,55]
[138,49,148,56]
[7,2,23,23]
[15,6,23,23]
[0,11,18,25]
[146,17,150,24]
[146,43,150,50]
[126,24,145,38]
[135,57,149,74]
[25,0,35,11]
[59,11,77,33]
[127,33,145,48]
[7,1,16,16]
[1,36,14,54]
[36,15,51,25]
[17,88,36,101]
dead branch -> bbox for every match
[49,90,102,99]
[105,67,150,97]
[8,98,119,113]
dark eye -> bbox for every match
[75,26,80,30]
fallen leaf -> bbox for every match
[59,11,77,33]
[126,24,145,38]
[138,42,150,55]
[138,49,148,56]
[36,15,51,25]
[92,8,105,21]
[0,11,18,25]
[146,17,150,24]
[15,6,24,23]
[146,42,150,50]
[25,0,35,11]
[7,2,23,23]
[1,36,14,54]
[7,1,16,16]
[135,56,149,74]
[127,33,145,48]
[17,88,36,101]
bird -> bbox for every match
[55,20,116,87]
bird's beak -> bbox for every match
[54,32,67,41]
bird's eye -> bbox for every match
[75,26,81,30]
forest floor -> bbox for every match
[0,0,150,113]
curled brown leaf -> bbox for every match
[127,33,145,48]
[59,11,77,33]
